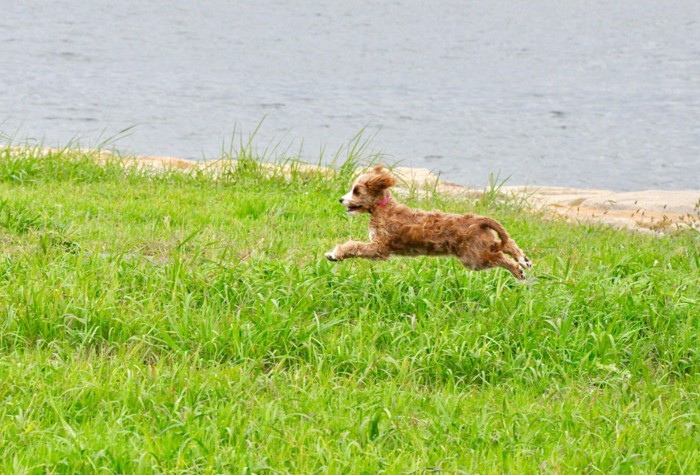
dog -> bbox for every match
[325,165,532,280]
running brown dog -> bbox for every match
[325,165,532,279]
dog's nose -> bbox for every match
[339,199,343,204]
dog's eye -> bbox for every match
[352,187,359,195]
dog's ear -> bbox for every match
[366,165,396,192]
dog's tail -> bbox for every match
[469,217,509,246]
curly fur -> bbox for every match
[325,166,533,280]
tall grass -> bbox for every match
[0,145,698,473]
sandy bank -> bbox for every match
[391,166,699,235]
[5,147,699,235]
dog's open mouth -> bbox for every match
[346,206,362,213]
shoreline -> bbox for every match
[5,146,699,235]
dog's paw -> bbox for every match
[518,255,533,269]
[511,256,532,281]
[325,250,340,262]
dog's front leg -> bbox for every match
[325,241,388,261]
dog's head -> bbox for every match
[339,165,396,215]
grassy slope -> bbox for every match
[0,148,698,474]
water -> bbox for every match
[2,0,699,191]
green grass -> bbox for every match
[0,145,698,474]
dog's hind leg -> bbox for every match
[325,241,388,262]
[460,251,526,280]
[501,239,533,271]
[493,251,527,280]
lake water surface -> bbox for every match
[2,0,700,190]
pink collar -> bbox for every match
[377,194,392,207]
